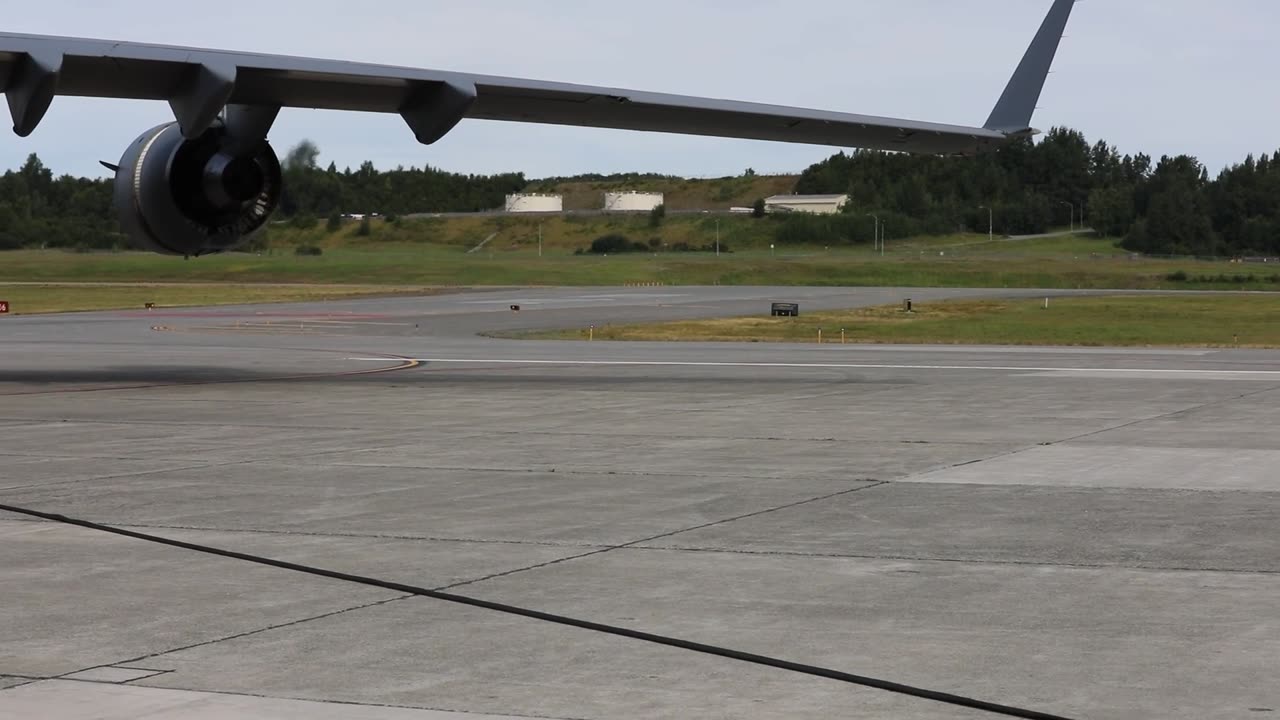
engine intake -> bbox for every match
[112,122,281,256]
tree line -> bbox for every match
[0,155,117,250]
[794,127,1280,257]
[276,140,525,218]
[1,131,1277,257]
[0,142,525,251]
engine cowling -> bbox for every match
[112,122,282,256]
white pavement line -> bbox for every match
[344,358,1280,376]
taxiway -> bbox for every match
[2,286,1277,719]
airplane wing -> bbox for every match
[0,0,1074,156]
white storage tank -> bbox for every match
[603,191,664,212]
[505,193,563,213]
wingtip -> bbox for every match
[982,0,1077,133]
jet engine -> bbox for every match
[111,121,281,256]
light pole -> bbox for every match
[1058,201,1075,233]
[715,218,720,257]
[979,205,993,243]
[867,213,880,253]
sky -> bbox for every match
[3,0,1277,180]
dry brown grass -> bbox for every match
[515,296,1280,348]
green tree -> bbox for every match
[1121,155,1216,255]
[283,140,321,171]
[648,203,666,228]
[1088,185,1134,237]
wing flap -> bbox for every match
[468,83,998,154]
[56,55,186,100]
[228,67,410,112]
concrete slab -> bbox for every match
[647,482,1280,572]
[0,455,205,491]
[135,550,1280,720]
[907,444,1280,491]
[0,466,873,546]
[308,436,994,482]
[0,421,396,463]
[1070,390,1280,450]
[0,521,572,677]
[0,680,545,719]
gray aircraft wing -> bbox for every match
[0,0,1074,155]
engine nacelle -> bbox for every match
[112,122,282,256]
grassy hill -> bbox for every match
[268,214,1126,258]
[271,213,779,253]
[524,174,798,211]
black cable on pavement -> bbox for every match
[0,502,1079,720]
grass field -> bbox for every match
[513,295,1280,348]
[0,283,446,314]
[3,223,1278,317]
[2,239,1273,291]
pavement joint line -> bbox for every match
[54,669,175,686]
[496,429,1000,445]
[883,479,1280,496]
[265,437,497,463]
[38,680,595,720]
[348,357,1280,376]
[306,463,877,482]
[0,458,264,494]
[894,439,1060,480]
[626,544,1280,576]
[0,451,196,461]
[0,456,878,483]
[0,443,468,469]
[0,679,39,692]
[884,383,1280,481]
[1044,382,1280,447]
[1,520,618,550]
[108,594,414,671]
[0,417,470,432]
[436,481,888,592]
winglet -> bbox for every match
[983,0,1076,134]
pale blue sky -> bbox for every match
[4,1,1276,179]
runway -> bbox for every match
[2,286,1278,719]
